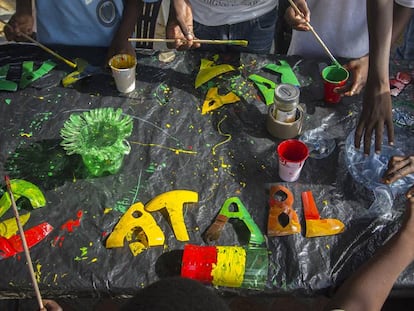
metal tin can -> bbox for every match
[274,83,300,123]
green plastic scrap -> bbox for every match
[19,60,56,89]
[219,197,266,246]
[248,74,277,106]
[265,60,300,86]
[0,64,18,92]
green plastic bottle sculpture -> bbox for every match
[60,108,133,177]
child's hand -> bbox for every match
[382,155,414,186]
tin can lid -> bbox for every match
[274,84,300,110]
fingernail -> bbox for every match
[375,150,381,155]
[389,142,394,146]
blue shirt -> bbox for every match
[36,0,124,47]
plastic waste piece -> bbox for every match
[265,60,300,86]
[145,190,198,241]
[106,201,165,255]
[345,129,414,197]
[301,191,344,238]
[0,64,17,91]
[60,108,133,177]
[181,244,268,290]
[0,179,46,218]
[0,222,53,260]
[195,58,235,88]
[19,60,56,89]
[267,185,301,236]
[0,213,30,239]
[248,74,276,105]
[204,197,265,246]
[62,58,103,87]
[201,87,240,114]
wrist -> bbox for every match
[16,0,32,14]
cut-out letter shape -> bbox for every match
[0,213,31,239]
[145,190,198,241]
[301,190,345,238]
[0,179,46,218]
[267,185,301,236]
[195,58,235,88]
[204,197,265,246]
[202,87,240,114]
[0,64,18,91]
[0,222,53,260]
[248,74,276,105]
[19,60,56,89]
[265,60,300,86]
[106,202,165,256]
[62,58,102,87]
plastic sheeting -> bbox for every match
[0,43,413,299]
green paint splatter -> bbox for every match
[5,99,11,105]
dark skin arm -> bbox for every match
[166,0,200,50]
[4,0,34,41]
[355,1,413,155]
[107,0,139,62]
[325,189,414,311]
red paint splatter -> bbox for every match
[60,210,83,233]
[52,236,65,248]
[101,231,108,238]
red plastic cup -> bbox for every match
[277,139,309,182]
[322,65,349,104]
[181,244,217,284]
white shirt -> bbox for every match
[395,0,414,8]
[190,0,278,26]
[288,0,368,59]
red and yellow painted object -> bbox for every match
[302,191,345,237]
[181,244,268,290]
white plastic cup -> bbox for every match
[277,139,309,182]
[108,54,137,93]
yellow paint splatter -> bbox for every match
[90,258,98,263]
[35,263,42,283]
[130,141,197,155]
[20,132,32,137]
[212,115,231,155]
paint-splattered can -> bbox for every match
[274,83,300,123]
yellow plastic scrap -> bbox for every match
[0,213,31,238]
[0,179,46,218]
[106,202,165,255]
[202,87,240,114]
[145,190,198,241]
[195,58,235,88]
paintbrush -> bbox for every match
[0,18,77,69]
[4,176,44,310]
[202,214,228,243]
[287,0,343,69]
[129,38,249,47]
